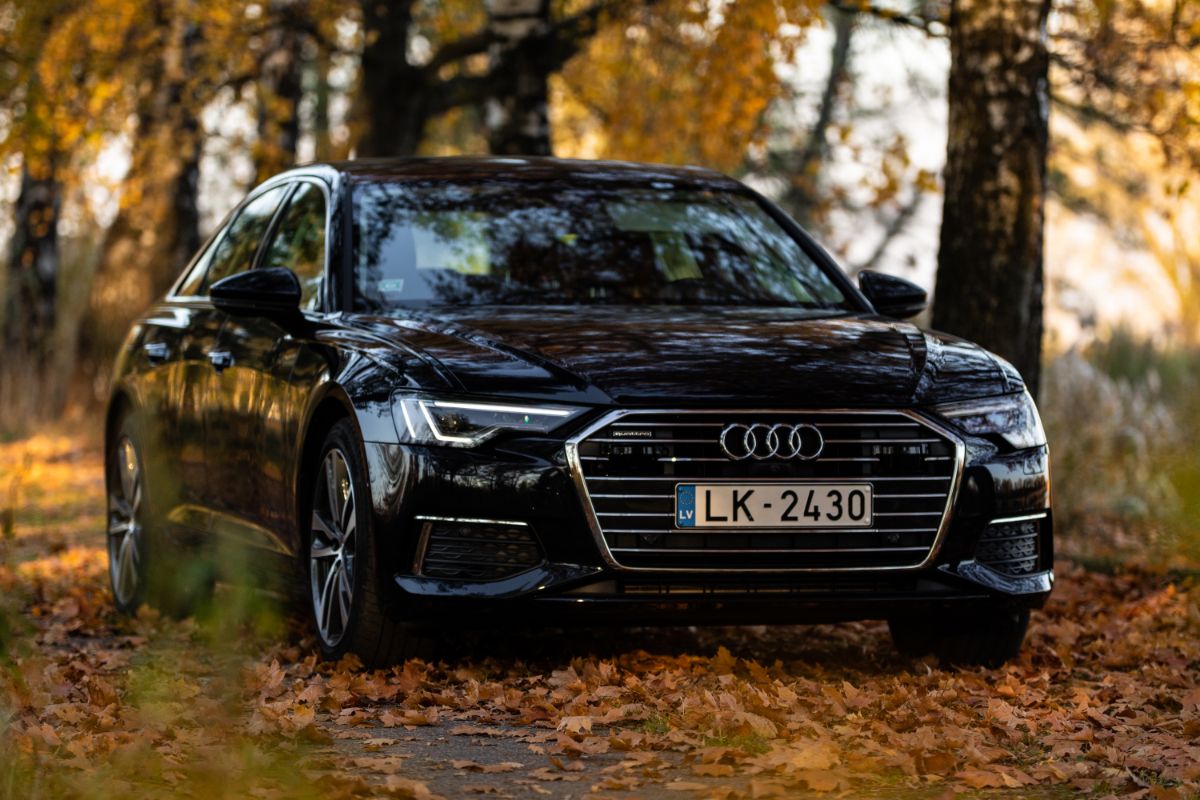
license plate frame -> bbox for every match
[674,482,874,529]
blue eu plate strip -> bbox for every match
[675,484,696,527]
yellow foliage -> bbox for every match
[555,0,823,171]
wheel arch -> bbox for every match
[105,389,135,455]
[295,387,359,526]
[103,390,138,499]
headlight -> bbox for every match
[393,395,585,447]
[932,390,1046,450]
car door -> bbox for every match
[206,180,330,553]
[148,220,229,537]
[128,302,193,524]
[197,184,291,544]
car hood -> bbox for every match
[347,306,1019,407]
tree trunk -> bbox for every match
[354,0,606,158]
[254,0,304,181]
[4,160,60,368]
[485,0,553,155]
[357,0,428,157]
[309,48,333,161]
[81,6,202,376]
[932,0,1050,397]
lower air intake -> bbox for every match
[416,518,543,581]
[975,518,1041,576]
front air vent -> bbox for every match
[568,410,962,572]
[414,517,544,581]
[975,517,1041,576]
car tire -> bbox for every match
[888,607,1030,668]
[106,412,213,618]
[305,419,430,667]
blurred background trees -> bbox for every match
[0,0,1198,562]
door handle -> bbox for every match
[207,349,234,372]
[143,342,170,364]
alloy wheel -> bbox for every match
[310,448,357,647]
[107,436,143,607]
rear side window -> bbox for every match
[175,240,216,297]
[262,182,327,311]
[202,185,288,292]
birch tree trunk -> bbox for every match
[932,0,1051,396]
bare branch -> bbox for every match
[427,30,495,72]
[826,0,947,37]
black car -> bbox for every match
[105,157,1052,667]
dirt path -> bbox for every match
[2,434,1198,799]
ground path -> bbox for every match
[1,434,1197,799]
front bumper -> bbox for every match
[360,423,1053,627]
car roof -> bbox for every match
[289,156,744,190]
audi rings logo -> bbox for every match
[718,423,825,461]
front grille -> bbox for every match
[415,518,544,581]
[570,410,960,571]
[975,518,1040,576]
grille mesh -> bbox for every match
[573,411,959,570]
[975,519,1040,576]
[417,520,544,581]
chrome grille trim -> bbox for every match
[564,408,966,573]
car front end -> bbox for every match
[359,387,1051,629]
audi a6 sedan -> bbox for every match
[106,157,1052,667]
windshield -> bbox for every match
[351,180,851,311]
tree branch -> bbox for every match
[826,0,947,37]
[854,191,923,274]
[426,0,645,114]
[427,30,495,72]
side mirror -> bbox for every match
[210,267,301,315]
[858,270,927,319]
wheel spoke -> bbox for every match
[114,536,127,592]
[108,518,132,537]
[310,541,337,560]
[119,439,138,501]
[117,534,135,600]
[319,562,339,636]
[337,458,354,532]
[340,456,357,533]
[342,501,356,542]
[336,566,352,626]
[110,493,133,521]
[324,455,343,534]
[311,509,341,545]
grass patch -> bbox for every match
[641,713,670,735]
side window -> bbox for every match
[201,185,288,292]
[262,182,327,311]
[175,239,217,297]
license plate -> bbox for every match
[675,483,873,528]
